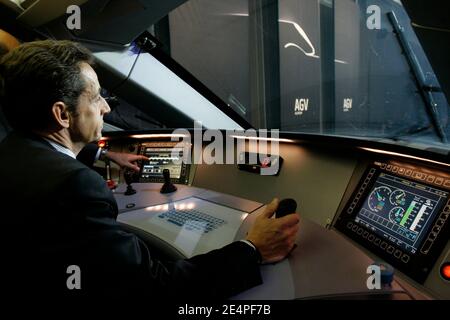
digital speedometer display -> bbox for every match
[355,173,449,254]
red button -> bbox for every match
[106,179,117,190]
[441,262,450,281]
[98,140,107,148]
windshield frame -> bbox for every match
[136,33,254,130]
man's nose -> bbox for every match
[102,98,111,114]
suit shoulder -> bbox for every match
[64,167,111,197]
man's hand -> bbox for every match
[105,151,149,172]
[246,198,300,264]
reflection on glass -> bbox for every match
[152,0,449,152]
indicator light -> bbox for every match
[440,262,450,281]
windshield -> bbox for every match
[140,0,449,152]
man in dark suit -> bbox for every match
[0,28,147,173]
[0,40,299,299]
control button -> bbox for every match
[398,168,405,174]
[434,177,444,185]
[386,165,392,171]
[440,213,449,223]
[363,231,369,238]
[413,172,426,180]
[387,246,394,254]
[347,208,353,214]
[440,262,450,281]
[368,235,375,242]
[347,222,353,229]
[420,239,433,254]
[380,242,388,250]
[374,238,381,246]
[428,233,437,241]
[97,140,107,148]
[427,176,435,183]
[432,226,441,233]
[380,164,386,169]
[394,250,402,258]
[392,166,398,173]
[405,169,412,176]
[106,179,117,190]
[444,180,450,188]
[369,262,394,286]
[401,254,410,263]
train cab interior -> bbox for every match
[0,0,449,300]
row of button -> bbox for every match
[346,222,410,263]
[421,199,450,254]
[347,168,376,214]
[141,143,178,148]
[378,163,450,188]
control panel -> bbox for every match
[137,141,191,184]
[335,160,450,283]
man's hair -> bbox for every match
[0,43,8,57]
[0,40,94,132]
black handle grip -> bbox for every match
[123,169,135,185]
[163,169,171,182]
[275,198,297,218]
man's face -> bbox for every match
[70,62,110,143]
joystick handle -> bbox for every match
[275,198,297,218]
[124,169,135,186]
[160,169,177,194]
[163,168,171,183]
[123,169,137,196]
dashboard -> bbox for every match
[99,132,450,299]
[335,160,450,284]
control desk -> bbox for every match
[114,183,415,299]
[99,134,449,299]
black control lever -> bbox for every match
[275,198,297,218]
[124,169,137,196]
[160,169,177,194]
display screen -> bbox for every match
[354,173,449,255]
[141,147,184,179]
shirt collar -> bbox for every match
[42,137,76,159]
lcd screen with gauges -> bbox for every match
[335,162,450,283]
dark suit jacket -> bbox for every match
[76,142,99,167]
[0,132,262,300]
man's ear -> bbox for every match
[51,102,70,129]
